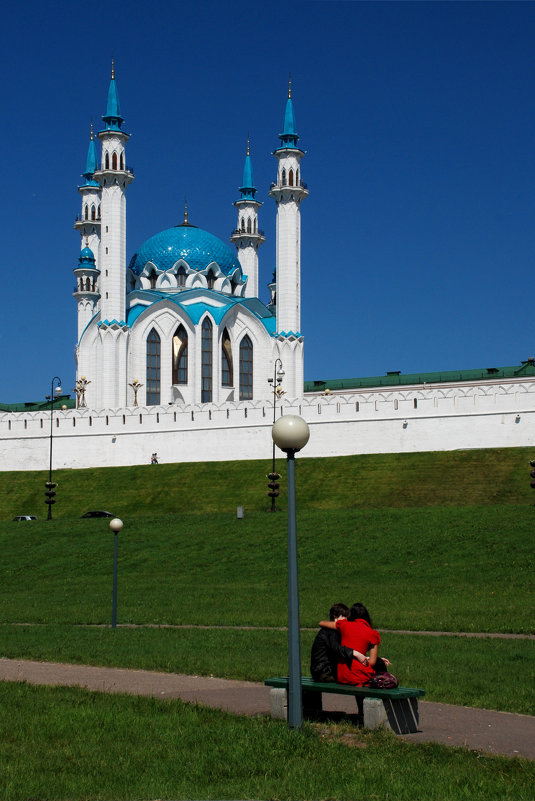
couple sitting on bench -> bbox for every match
[311,602,396,688]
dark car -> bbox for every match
[80,510,114,519]
[12,515,38,521]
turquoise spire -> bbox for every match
[239,138,257,200]
[277,78,299,149]
[101,60,124,131]
[82,122,99,185]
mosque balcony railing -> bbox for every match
[269,180,308,190]
[75,215,102,223]
[230,228,265,238]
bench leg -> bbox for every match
[302,689,323,719]
[269,688,323,720]
[269,687,288,720]
[363,697,420,734]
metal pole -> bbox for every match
[270,358,283,512]
[112,532,118,628]
[47,376,61,521]
[286,449,302,729]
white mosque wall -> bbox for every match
[1,378,533,472]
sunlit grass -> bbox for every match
[1,682,533,801]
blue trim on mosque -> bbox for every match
[125,288,275,333]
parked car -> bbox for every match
[12,515,38,521]
[80,510,114,519]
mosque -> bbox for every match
[73,66,304,410]
[1,69,534,471]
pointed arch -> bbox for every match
[172,324,188,384]
[120,152,124,170]
[246,217,252,233]
[289,168,294,186]
[281,168,287,186]
[105,152,110,169]
[146,328,161,405]
[90,204,96,221]
[206,269,216,290]
[112,152,118,170]
[176,265,187,287]
[201,317,213,402]
[239,335,253,400]
[221,328,233,387]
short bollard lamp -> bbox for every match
[272,414,310,729]
[109,518,123,628]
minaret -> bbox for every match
[73,243,100,341]
[92,63,134,408]
[74,122,101,270]
[230,139,265,297]
[269,80,308,335]
[269,81,308,398]
[93,61,133,325]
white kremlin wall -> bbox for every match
[0,377,533,471]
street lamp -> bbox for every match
[109,517,123,628]
[45,376,62,520]
[267,358,285,511]
[272,414,310,729]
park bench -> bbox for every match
[265,676,425,734]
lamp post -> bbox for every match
[272,414,310,729]
[45,376,62,520]
[267,359,285,511]
[109,518,123,628]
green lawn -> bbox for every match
[2,446,533,520]
[1,682,533,801]
[1,449,534,799]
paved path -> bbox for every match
[1,658,534,760]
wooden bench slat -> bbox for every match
[265,676,425,700]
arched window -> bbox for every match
[296,168,299,186]
[221,328,233,387]
[172,324,188,384]
[201,317,213,402]
[85,277,91,291]
[206,270,216,290]
[254,218,257,233]
[246,218,251,233]
[281,168,287,186]
[105,152,110,169]
[98,204,101,219]
[91,204,96,221]
[84,204,88,220]
[112,152,118,170]
[148,270,157,289]
[289,168,294,186]
[239,335,253,400]
[177,266,187,287]
[146,328,161,405]
[240,217,245,232]
[120,152,124,170]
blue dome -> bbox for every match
[130,224,240,277]
[80,246,95,259]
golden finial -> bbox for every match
[246,135,250,156]
[90,119,94,140]
[183,197,189,225]
[111,57,115,80]
[85,237,89,247]
[288,73,292,99]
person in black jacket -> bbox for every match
[310,603,368,682]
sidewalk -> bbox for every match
[1,657,533,760]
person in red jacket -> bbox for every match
[319,602,388,686]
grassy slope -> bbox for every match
[2,446,533,519]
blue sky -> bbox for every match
[1,0,534,402]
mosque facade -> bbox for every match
[73,68,305,411]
